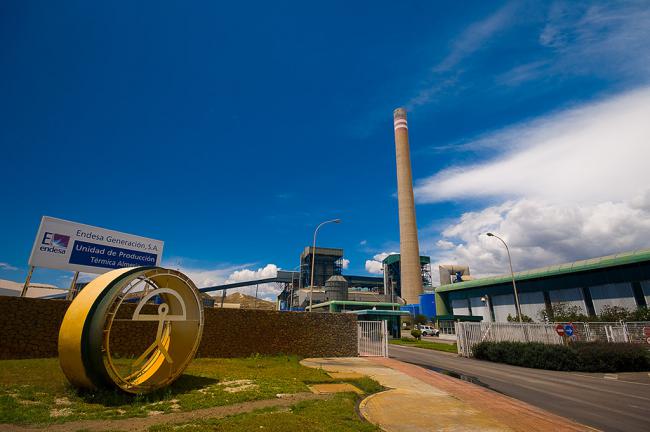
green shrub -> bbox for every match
[400,336,415,342]
[410,329,422,340]
[506,313,534,323]
[414,314,428,326]
[538,302,591,322]
[573,342,650,372]
[473,341,650,372]
[538,302,650,322]
[628,306,650,321]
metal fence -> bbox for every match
[357,320,388,357]
[439,320,456,335]
[456,321,650,357]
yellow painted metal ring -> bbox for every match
[58,267,204,394]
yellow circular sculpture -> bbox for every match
[58,267,204,394]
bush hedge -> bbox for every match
[473,341,650,372]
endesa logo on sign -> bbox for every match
[40,232,71,255]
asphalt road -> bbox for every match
[389,344,650,432]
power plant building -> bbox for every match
[435,249,650,323]
[277,247,386,310]
[382,254,432,300]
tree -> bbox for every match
[411,329,422,340]
[414,314,428,328]
[538,302,590,322]
[629,306,650,321]
[598,305,631,322]
[507,313,533,323]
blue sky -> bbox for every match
[2,1,650,298]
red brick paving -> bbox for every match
[369,357,595,432]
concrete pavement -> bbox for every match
[301,357,592,432]
[389,344,650,432]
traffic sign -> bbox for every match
[555,324,565,336]
[564,324,575,337]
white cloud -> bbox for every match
[498,2,650,87]
[224,264,281,300]
[341,258,350,270]
[433,2,518,74]
[415,87,650,205]
[0,262,18,271]
[365,252,397,275]
[406,2,518,108]
[167,261,282,301]
[365,260,383,275]
[537,2,650,80]
[225,264,278,284]
[435,240,455,250]
[417,87,650,282]
[429,197,650,282]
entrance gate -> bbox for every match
[357,320,388,357]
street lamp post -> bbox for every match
[486,232,523,323]
[309,219,341,311]
[480,295,492,322]
[289,264,303,310]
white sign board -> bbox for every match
[28,216,164,274]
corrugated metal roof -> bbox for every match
[346,310,411,315]
[310,300,402,308]
[382,254,431,265]
[436,248,650,293]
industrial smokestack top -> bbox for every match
[393,107,423,305]
[393,107,408,127]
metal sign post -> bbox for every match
[20,266,35,297]
[66,271,80,300]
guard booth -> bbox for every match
[350,309,411,338]
[434,314,483,335]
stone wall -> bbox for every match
[0,296,358,359]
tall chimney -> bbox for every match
[393,108,423,305]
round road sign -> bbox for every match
[555,324,565,336]
[564,324,575,337]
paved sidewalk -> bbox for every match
[301,357,595,432]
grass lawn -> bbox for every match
[389,338,458,353]
[0,355,381,430]
[148,393,379,432]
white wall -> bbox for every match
[589,283,637,314]
[548,288,587,314]
[452,298,470,315]
[518,291,546,321]
[469,297,490,321]
[492,293,517,322]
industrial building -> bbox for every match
[382,253,433,300]
[275,108,430,333]
[434,249,650,322]
[307,300,409,338]
[277,247,386,310]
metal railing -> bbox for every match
[439,320,456,335]
[357,320,388,357]
[456,321,650,357]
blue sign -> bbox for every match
[69,240,158,270]
[564,324,574,337]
